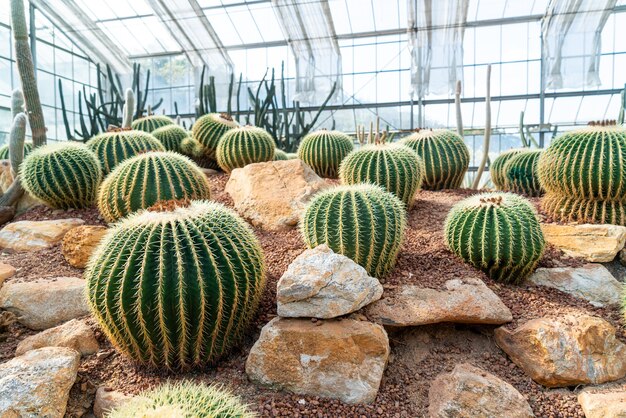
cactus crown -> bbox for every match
[301,183,407,277]
[339,143,424,207]
[444,192,545,283]
[297,129,354,178]
[216,125,275,172]
[86,200,266,370]
[131,114,174,133]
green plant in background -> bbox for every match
[538,120,626,225]
[131,114,174,133]
[0,142,32,160]
[21,142,102,209]
[504,149,543,197]
[86,199,266,369]
[444,192,545,283]
[192,113,239,163]
[152,124,190,153]
[298,130,354,179]
[301,184,407,277]
[274,149,288,160]
[339,144,424,207]
[107,381,256,418]
[490,149,525,190]
[86,130,165,174]
[216,126,275,172]
[401,129,470,190]
[97,151,211,222]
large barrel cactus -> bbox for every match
[192,113,238,162]
[301,184,407,277]
[339,144,424,207]
[98,151,211,222]
[216,126,275,172]
[86,199,266,370]
[504,149,543,197]
[107,381,255,418]
[21,142,102,209]
[131,114,174,133]
[87,129,165,174]
[401,129,470,190]
[151,124,190,153]
[0,141,31,160]
[538,121,626,224]
[298,130,354,178]
[444,192,545,283]
[491,148,525,190]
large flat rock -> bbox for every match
[365,278,512,327]
[16,318,98,356]
[541,223,626,262]
[0,218,84,252]
[578,390,626,418]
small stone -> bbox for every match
[577,391,626,418]
[225,159,329,231]
[277,245,383,319]
[246,317,390,404]
[0,218,84,252]
[495,314,626,387]
[0,262,15,287]
[541,223,626,262]
[61,225,108,268]
[365,278,512,327]
[428,363,534,418]
[15,319,99,357]
[0,277,89,330]
[0,347,80,418]
[527,264,622,307]
[93,387,135,418]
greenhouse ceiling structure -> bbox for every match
[1,0,626,166]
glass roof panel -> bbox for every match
[371,0,401,31]
[475,0,507,20]
[205,7,243,45]
[246,3,284,42]
[344,0,375,33]
[222,5,264,44]
[328,0,352,35]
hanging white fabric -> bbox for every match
[408,0,469,99]
[542,0,616,90]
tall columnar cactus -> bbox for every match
[301,184,407,277]
[131,114,174,133]
[401,129,470,190]
[538,121,626,225]
[504,149,543,197]
[86,130,165,174]
[192,113,239,162]
[86,199,266,369]
[21,142,102,209]
[444,192,545,283]
[151,124,190,153]
[97,151,211,222]
[107,381,256,418]
[11,89,24,119]
[274,149,288,161]
[297,130,354,178]
[8,113,26,178]
[339,144,424,207]
[0,142,32,160]
[491,149,525,190]
[216,126,275,172]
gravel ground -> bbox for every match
[1,173,624,417]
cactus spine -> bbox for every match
[216,126,275,172]
[21,142,102,209]
[86,200,266,369]
[274,148,288,161]
[491,149,525,190]
[444,192,545,283]
[504,149,543,197]
[538,121,626,225]
[401,129,470,190]
[107,381,256,418]
[152,124,190,153]
[297,130,354,178]
[97,151,211,222]
[131,114,174,133]
[301,184,407,277]
[87,130,165,174]
[339,144,424,207]
[192,113,238,162]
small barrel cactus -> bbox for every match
[0,141,31,160]
[339,144,424,207]
[192,113,238,160]
[286,152,298,160]
[216,126,275,172]
[444,192,545,283]
[97,151,211,222]
[131,114,174,133]
[87,129,165,174]
[107,381,256,418]
[301,184,407,277]
[401,129,470,190]
[21,142,102,209]
[297,130,354,178]
[491,148,525,190]
[274,149,288,161]
[86,199,266,369]
[542,192,626,225]
[151,124,190,153]
[504,149,543,197]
